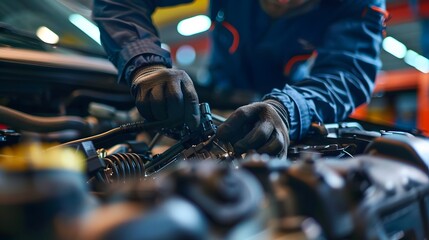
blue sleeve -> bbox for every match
[92,0,193,85]
[264,1,386,141]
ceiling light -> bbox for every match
[69,13,101,45]
[383,37,429,74]
[414,55,429,73]
[177,15,211,36]
[36,26,59,44]
[382,36,407,59]
[404,50,429,73]
[404,50,419,66]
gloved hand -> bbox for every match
[131,65,200,130]
[216,100,290,158]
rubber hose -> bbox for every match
[0,105,91,134]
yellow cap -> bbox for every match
[0,143,85,172]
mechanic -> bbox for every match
[92,0,387,158]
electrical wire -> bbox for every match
[49,120,170,150]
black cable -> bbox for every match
[50,120,170,150]
[49,127,121,150]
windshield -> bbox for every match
[0,0,105,57]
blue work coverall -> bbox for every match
[92,0,387,141]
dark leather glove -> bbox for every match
[216,100,290,158]
[131,65,200,130]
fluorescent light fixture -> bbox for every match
[404,50,429,73]
[383,37,429,74]
[36,26,59,44]
[69,13,101,45]
[382,36,407,59]
[414,54,429,73]
[177,15,211,36]
[404,50,419,66]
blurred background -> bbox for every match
[0,0,428,134]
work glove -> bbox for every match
[131,65,200,130]
[216,100,290,159]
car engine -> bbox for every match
[1,101,429,240]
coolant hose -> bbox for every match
[0,105,91,134]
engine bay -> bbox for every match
[1,100,429,240]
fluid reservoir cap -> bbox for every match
[0,143,85,172]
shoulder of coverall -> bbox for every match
[209,0,385,19]
[317,0,386,25]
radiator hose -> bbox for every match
[0,105,91,134]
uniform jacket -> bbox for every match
[93,0,387,140]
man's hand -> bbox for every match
[131,65,200,130]
[216,100,290,158]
